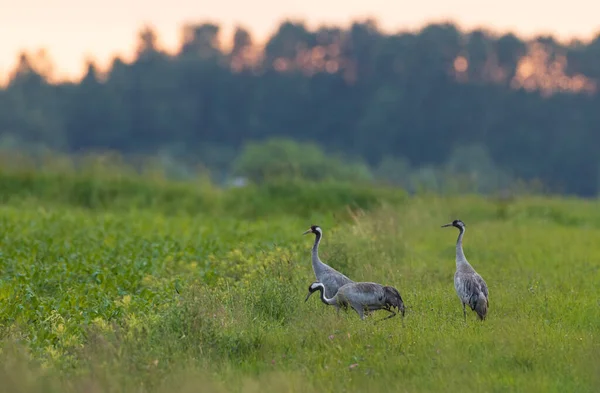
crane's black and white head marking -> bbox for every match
[302,225,323,237]
[305,282,324,301]
[441,219,466,231]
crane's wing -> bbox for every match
[475,273,488,298]
[466,274,488,309]
[474,273,489,305]
[456,272,489,310]
[333,272,354,287]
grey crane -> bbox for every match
[303,225,354,301]
[442,219,489,321]
[306,281,406,321]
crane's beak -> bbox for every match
[302,228,312,235]
[305,291,313,301]
[441,223,453,228]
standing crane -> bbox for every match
[442,219,489,321]
[306,281,406,321]
[303,225,354,302]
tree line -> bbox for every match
[0,19,599,195]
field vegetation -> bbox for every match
[0,154,598,392]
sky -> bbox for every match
[0,0,599,83]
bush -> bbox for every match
[232,138,373,184]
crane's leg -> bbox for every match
[462,303,467,321]
[375,309,397,323]
[350,302,364,320]
[357,309,365,320]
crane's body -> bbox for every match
[303,225,354,300]
[307,281,405,321]
[442,219,489,321]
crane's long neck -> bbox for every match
[316,285,337,306]
[455,227,470,267]
[312,230,328,275]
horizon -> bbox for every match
[1,0,599,84]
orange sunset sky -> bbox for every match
[1,0,599,83]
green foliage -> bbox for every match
[232,138,373,184]
[0,151,402,219]
[0,174,599,392]
[223,180,407,218]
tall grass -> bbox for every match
[0,159,598,392]
[0,150,406,218]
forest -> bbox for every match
[1,19,599,196]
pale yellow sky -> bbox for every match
[1,0,598,83]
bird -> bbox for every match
[442,219,489,321]
[302,225,354,302]
[306,281,406,321]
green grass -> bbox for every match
[0,180,599,392]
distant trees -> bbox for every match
[0,20,599,195]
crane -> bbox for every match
[442,219,489,321]
[303,225,354,302]
[306,281,405,321]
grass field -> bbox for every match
[0,170,599,392]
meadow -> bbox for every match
[0,161,599,392]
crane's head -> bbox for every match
[383,286,406,317]
[305,282,325,301]
[302,225,322,236]
[441,219,465,230]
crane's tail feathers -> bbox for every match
[474,296,488,321]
